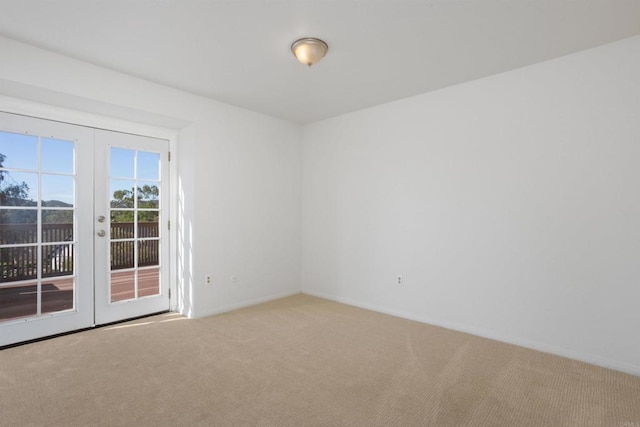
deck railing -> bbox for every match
[0,222,158,282]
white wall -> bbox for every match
[187,118,302,318]
[302,35,640,374]
[0,36,302,318]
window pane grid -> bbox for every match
[108,147,160,303]
[0,131,76,322]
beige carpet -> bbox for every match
[1,294,638,426]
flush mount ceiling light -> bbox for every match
[291,38,328,67]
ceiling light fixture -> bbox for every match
[291,38,328,67]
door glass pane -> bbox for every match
[137,152,160,181]
[110,211,134,238]
[42,139,74,174]
[110,148,135,178]
[42,244,74,278]
[42,210,74,243]
[137,183,159,209]
[138,240,158,267]
[111,241,134,270]
[0,281,37,321]
[41,277,74,314]
[110,180,136,208]
[0,171,37,207]
[0,210,37,244]
[0,246,37,282]
[138,268,159,297]
[42,174,74,207]
[107,147,164,306]
[111,270,135,303]
[138,211,159,238]
[0,132,38,170]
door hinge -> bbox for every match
[168,220,171,230]
[168,151,171,162]
[168,288,171,299]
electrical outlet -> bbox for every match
[397,275,403,286]
[205,275,212,285]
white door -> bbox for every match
[93,129,170,324]
[0,112,170,346]
[0,112,94,345]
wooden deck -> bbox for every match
[110,268,159,302]
[0,268,159,322]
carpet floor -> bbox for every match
[1,294,639,426]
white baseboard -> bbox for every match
[194,289,301,319]
[302,289,640,377]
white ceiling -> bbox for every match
[0,0,639,124]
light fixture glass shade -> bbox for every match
[291,38,328,67]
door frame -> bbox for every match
[0,100,179,346]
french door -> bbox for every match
[0,112,169,346]
[94,129,169,324]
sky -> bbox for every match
[0,131,160,206]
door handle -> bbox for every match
[97,215,106,223]
[97,230,106,237]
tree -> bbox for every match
[0,153,35,224]
[0,153,31,205]
[111,185,159,223]
[0,153,73,225]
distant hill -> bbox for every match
[42,200,73,208]
[0,200,74,224]
[2,198,72,208]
